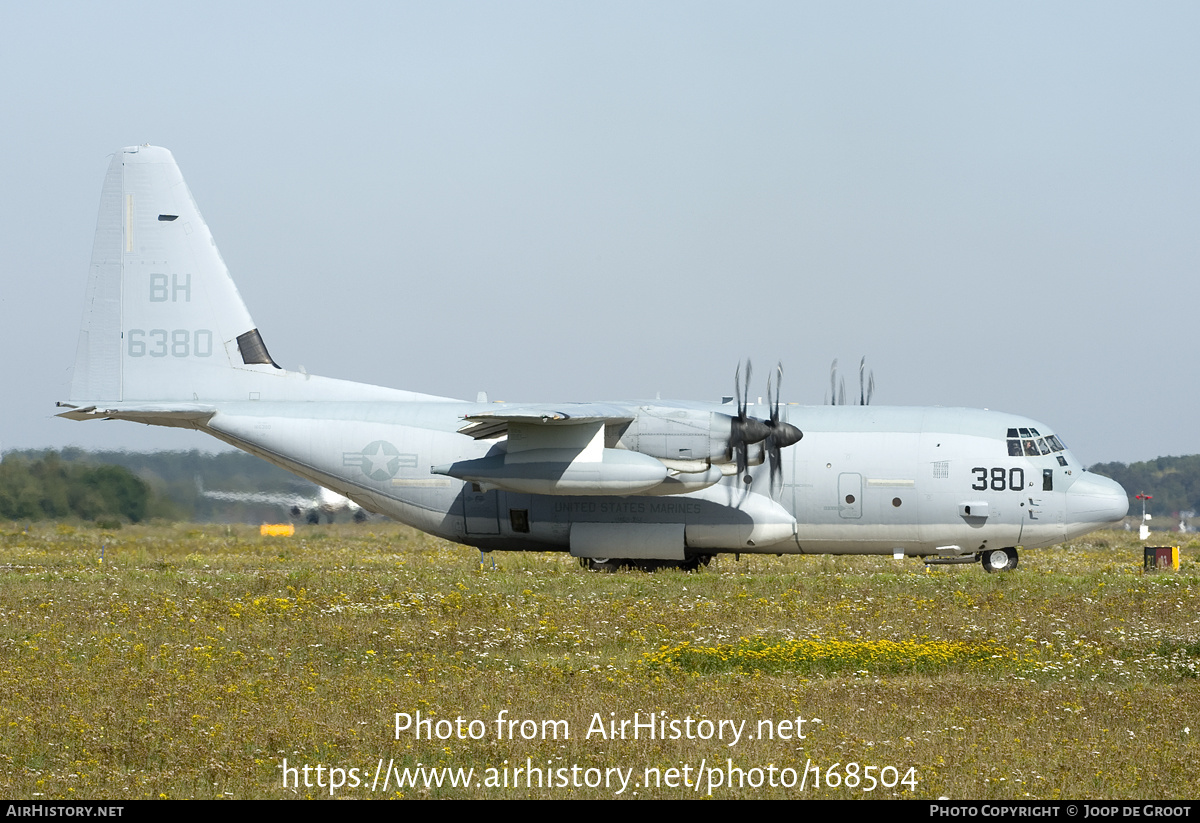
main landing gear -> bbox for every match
[980,547,1019,573]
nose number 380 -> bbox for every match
[971,467,1025,492]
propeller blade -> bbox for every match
[742,360,752,418]
[764,361,802,494]
[734,361,744,417]
[859,356,866,406]
[772,362,784,423]
[769,443,782,492]
[730,360,765,485]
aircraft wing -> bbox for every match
[457,403,637,439]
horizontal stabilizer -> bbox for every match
[56,402,216,429]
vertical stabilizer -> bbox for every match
[69,146,276,403]
[65,146,456,411]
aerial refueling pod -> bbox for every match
[432,448,670,496]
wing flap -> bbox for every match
[458,403,636,439]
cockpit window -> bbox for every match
[1007,428,1067,456]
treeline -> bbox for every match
[0,452,154,525]
[1088,455,1200,518]
[1,449,321,524]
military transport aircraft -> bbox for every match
[196,477,364,524]
[58,146,1129,572]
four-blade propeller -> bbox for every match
[728,360,803,491]
[826,356,874,406]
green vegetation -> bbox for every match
[644,636,1015,676]
[1089,455,1200,518]
[3,449,317,523]
[0,522,1197,799]
[0,452,154,524]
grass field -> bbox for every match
[1,521,1197,799]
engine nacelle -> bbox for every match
[614,406,736,464]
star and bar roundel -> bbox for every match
[343,441,417,481]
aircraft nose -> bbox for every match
[1066,472,1129,528]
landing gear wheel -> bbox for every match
[584,558,621,572]
[981,547,1019,573]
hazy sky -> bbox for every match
[3,2,1197,465]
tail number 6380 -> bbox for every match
[127,329,213,358]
